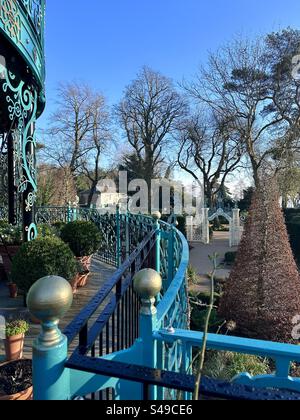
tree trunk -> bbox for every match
[205,184,214,209]
[87,182,97,208]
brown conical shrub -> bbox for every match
[219,180,300,343]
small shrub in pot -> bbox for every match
[5,320,29,361]
[10,237,78,295]
[61,221,102,271]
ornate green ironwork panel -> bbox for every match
[0,134,8,210]
[0,0,45,101]
[0,65,39,239]
[0,0,45,240]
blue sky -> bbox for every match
[40,0,300,127]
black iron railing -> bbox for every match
[64,229,157,400]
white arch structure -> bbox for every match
[186,207,243,247]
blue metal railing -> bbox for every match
[154,329,300,394]
[35,206,157,267]
[25,206,300,400]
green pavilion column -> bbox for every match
[0,0,46,240]
[1,67,39,241]
[7,131,17,225]
[22,119,38,241]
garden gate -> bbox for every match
[186,207,242,247]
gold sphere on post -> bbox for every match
[27,276,73,324]
[133,269,162,300]
[152,211,162,221]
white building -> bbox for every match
[79,189,127,209]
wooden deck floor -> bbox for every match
[0,259,115,361]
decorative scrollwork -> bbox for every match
[19,0,43,37]
[0,0,21,43]
[26,222,37,241]
[0,133,8,209]
[1,62,38,238]
[2,67,37,193]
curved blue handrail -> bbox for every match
[156,226,189,327]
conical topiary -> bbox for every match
[219,180,300,343]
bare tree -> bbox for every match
[46,82,94,177]
[36,164,77,206]
[177,112,243,207]
[266,28,300,144]
[43,83,113,206]
[79,93,113,207]
[184,37,286,187]
[116,67,187,191]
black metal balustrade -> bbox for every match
[64,229,157,400]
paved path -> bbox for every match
[0,258,115,361]
[189,231,238,293]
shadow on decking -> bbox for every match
[0,258,115,361]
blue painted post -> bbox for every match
[27,276,73,400]
[151,211,162,273]
[116,204,122,267]
[67,202,72,223]
[125,210,130,259]
[73,206,77,222]
[182,342,193,400]
[133,269,162,400]
[167,226,175,287]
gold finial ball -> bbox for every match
[133,269,162,299]
[152,211,162,220]
[27,276,73,324]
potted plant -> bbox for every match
[10,236,78,303]
[71,260,90,292]
[4,320,29,361]
[0,222,22,277]
[0,359,32,400]
[61,221,101,285]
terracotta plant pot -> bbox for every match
[5,334,25,361]
[0,386,33,401]
[77,255,92,272]
[71,272,90,293]
[7,283,18,299]
[0,360,32,401]
[77,272,89,288]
